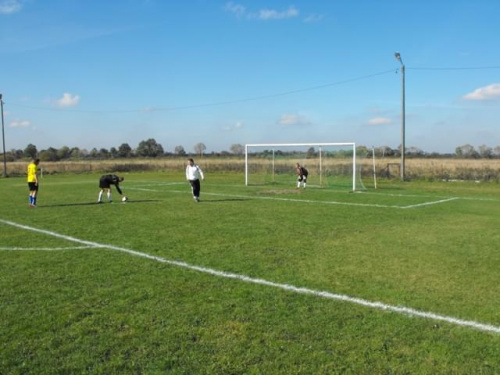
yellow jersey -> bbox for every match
[27,162,38,183]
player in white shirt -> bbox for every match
[186,158,204,202]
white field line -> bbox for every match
[1,218,499,335]
[129,181,495,207]
[0,246,96,251]
[167,190,458,210]
[132,182,185,187]
[133,187,398,208]
[401,197,460,209]
[199,191,398,208]
[126,187,159,192]
[129,183,459,209]
[358,190,500,202]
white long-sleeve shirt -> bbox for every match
[186,164,204,181]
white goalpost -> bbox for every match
[245,142,366,191]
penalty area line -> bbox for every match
[1,218,499,335]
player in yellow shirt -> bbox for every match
[27,159,40,207]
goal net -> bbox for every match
[245,143,368,191]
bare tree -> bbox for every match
[306,147,316,159]
[407,146,423,156]
[230,143,244,155]
[194,142,206,157]
[493,146,500,158]
[478,144,492,159]
[455,144,477,158]
[174,145,186,155]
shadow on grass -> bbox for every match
[37,200,160,208]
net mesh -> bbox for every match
[245,144,368,191]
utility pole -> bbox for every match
[394,52,405,181]
[1,94,7,178]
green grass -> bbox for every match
[1,172,500,374]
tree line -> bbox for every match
[2,139,500,162]
[3,139,212,162]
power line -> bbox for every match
[7,65,498,114]
[8,68,396,114]
[408,66,500,71]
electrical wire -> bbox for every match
[6,65,498,114]
[408,66,500,71]
[7,68,396,114]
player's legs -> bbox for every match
[98,177,112,202]
[98,188,112,202]
[28,183,37,206]
[190,179,201,201]
[297,176,304,188]
[33,185,39,205]
[302,175,307,188]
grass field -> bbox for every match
[1,172,500,374]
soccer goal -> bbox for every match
[245,142,368,191]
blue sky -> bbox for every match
[1,0,499,154]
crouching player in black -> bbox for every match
[296,163,308,189]
[98,174,124,203]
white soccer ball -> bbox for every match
[121,196,128,202]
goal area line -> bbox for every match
[128,186,460,210]
[1,218,498,335]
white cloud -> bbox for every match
[277,113,311,126]
[224,2,246,17]
[303,13,324,23]
[223,121,244,131]
[0,0,22,14]
[56,93,80,108]
[225,2,299,21]
[10,119,31,128]
[463,83,500,101]
[368,117,392,125]
[255,6,299,20]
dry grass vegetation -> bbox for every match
[2,157,500,181]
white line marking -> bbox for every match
[126,184,459,209]
[401,197,459,209]
[1,219,499,334]
[166,190,401,208]
[133,182,185,188]
[126,187,159,192]
[204,191,400,208]
[0,246,96,251]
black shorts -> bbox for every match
[28,182,38,191]
[298,175,308,182]
[99,179,111,189]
